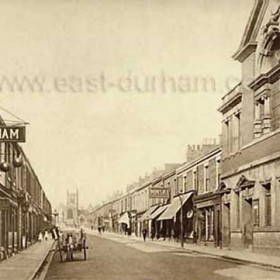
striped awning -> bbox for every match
[149,204,169,220]
[138,205,159,222]
[157,192,192,221]
[118,212,130,226]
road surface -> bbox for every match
[45,233,280,280]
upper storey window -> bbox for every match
[218,84,242,157]
[253,92,271,138]
[255,6,280,77]
[250,9,280,137]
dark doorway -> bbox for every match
[242,198,253,248]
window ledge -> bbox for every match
[231,229,242,233]
[243,128,280,151]
[222,151,242,161]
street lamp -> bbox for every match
[178,195,184,248]
[175,177,184,248]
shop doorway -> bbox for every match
[215,207,222,248]
[242,198,253,248]
[222,203,231,248]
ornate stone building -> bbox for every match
[219,0,280,255]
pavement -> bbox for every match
[85,229,280,271]
[45,233,280,280]
[0,239,55,280]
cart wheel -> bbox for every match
[83,246,87,260]
[57,241,63,263]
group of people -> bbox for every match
[38,227,60,242]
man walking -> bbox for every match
[142,229,147,242]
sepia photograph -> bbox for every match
[1,0,280,279]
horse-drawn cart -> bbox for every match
[57,229,88,262]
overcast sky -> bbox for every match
[0,0,254,208]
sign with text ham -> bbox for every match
[0,126,26,142]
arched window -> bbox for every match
[67,209,73,219]
[256,19,280,76]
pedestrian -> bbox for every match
[80,228,84,239]
[142,229,147,242]
[51,227,58,240]
[66,233,74,261]
[38,231,43,242]
[151,226,155,241]
[55,227,60,239]
[44,229,49,240]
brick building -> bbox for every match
[0,126,52,260]
[87,145,221,245]
[175,147,221,245]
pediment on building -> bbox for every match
[235,175,255,191]
[218,181,231,194]
[233,0,269,62]
[234,1,280,68]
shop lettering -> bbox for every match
[0,126,26,142]
[149,187,170,199]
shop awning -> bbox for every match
[139,205,159,222]
[118,212,130,226]
[157,192,192,221]
[149,204,169,220]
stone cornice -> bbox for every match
[218,92,242,114]
[248,64,280,91]
[233,42,257,62]
[233,0,268,62]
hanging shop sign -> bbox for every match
[0,126,26,142]
[149,187,170,199]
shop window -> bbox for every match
[253,200,259,227]
[208,208,214,241]
[199,208,214,241]
[200,211,206,240]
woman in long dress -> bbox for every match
[38,232,43,242]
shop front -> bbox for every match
[157,192,194,241]
[138,205,159,238]
[194,192,222,248]
[118,211,131,235]
[149,204,169,239]
[0,195,19,259]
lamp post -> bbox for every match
[179,195,184,248]
[175,177,184,248]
